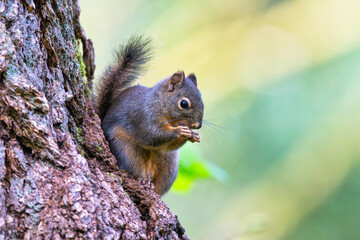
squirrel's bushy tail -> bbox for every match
[94,35,153,120]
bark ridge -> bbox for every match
[0,0,188,239]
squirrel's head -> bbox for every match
[159,71,204,129]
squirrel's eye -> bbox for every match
[178,97,191,110]
[180,100,189,109]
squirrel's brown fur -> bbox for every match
[94,36,152,121]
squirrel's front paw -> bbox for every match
[176,126,192,139]
[175,126,200,143]
[189,130,201,143]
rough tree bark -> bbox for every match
[0,0,188,239]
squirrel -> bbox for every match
[94,36,204,196]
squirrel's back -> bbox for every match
[94,36,152,120]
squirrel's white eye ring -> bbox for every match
[178,97,191,110]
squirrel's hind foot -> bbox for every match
[138,177,155,190]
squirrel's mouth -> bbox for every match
[178,121,201,130]
[177,122,190,128]
[169,119,191,129]
[190,122,202,129]
[169,118,201,129]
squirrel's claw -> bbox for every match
[139,177,153,186]
[189,130,201,143]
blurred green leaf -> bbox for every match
[171,144,229,193]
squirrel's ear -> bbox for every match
[187,73,197,86]
[168,71,185,92]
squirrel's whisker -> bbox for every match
[202,124,219,147]
[203,120,226,130]
[203,120,224,137]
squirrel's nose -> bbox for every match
[191,122,202,129]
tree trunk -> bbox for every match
[0,0,188,239]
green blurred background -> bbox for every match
[79,0,360,239]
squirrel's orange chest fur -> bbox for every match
[112,125,179,190]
